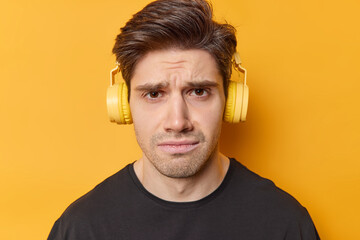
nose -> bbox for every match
[163,93,193,133]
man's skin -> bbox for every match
[130,48,230,202]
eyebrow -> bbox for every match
[186,80,219,88]
[134,82,170,92]
[134,80,219,92]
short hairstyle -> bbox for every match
[112,0,237,97]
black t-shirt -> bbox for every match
[48,158,320,239]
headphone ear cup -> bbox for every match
[224,81,248,123]
[106,82,132,124]
[240,84,249,122]
[120,83,132,124]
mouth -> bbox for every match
[157,140,200,154]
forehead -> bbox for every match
[131,49,222,86]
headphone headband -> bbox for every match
[110,64,120,86]
[233,52,247,86]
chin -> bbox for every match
[148,148,215,179]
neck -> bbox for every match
[133,150,230,202]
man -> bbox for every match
[48,0,320,239]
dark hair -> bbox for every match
[112,0,237,97]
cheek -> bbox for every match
[132,113,151,138]
[131,103,163,144]
[192,100,225,134]
[133,119,151,152]
[131,105,162,129]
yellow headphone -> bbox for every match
[106,52,248,124]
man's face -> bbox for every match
[129,49,225,178]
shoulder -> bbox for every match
[228,158,314,222]
[65,164,133,215]
[48,164,134,239]
[224,159,319,238]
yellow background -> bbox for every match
[1,0,359,239]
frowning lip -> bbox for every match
[157,140,199,154]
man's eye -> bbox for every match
[190,88,209,97]
[145,91,161,99]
